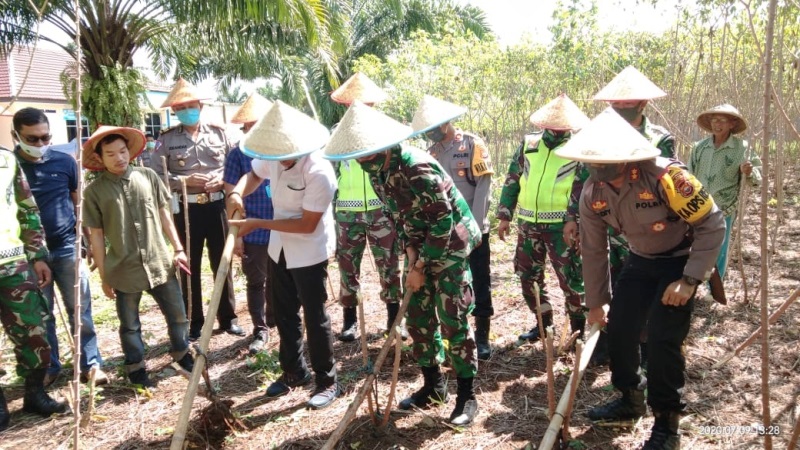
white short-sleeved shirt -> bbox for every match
[252,151,337,269]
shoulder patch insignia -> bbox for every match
[630,167,640,181]
[670,168,695,198]
[471,139,494,176]
[591,200,608,211]
[638,190,655,201]
[660,165,713,224]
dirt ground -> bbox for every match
[1,173,798,450]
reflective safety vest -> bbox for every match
[518,135,578,224]
[0,151,26,266]
[336,160,383,212]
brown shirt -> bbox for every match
[152,123,231,193]
[83,166,174,293]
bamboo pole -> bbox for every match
[71,0,83,446]
[356,287,377,422]
[561,340,583,444]
[380,322,403,428]
[533,287,555,418]
[180,177,192,321]
[712,288,798,369]
[321,287,414,450]
[169,212,241,450]
[537,323,602,450]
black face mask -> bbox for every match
[542,129,569,149]
[612,105,642,123]
[358,151,389,174]
[425,127,447,143]
[587,164,625,182]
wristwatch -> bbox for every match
[682,275,701,286]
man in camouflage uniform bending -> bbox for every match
[328,73,402,342]
[324,102,482,427]
[497,94,589,344]
[0,146,69,431]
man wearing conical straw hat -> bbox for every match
[556,108,725,450]
[227,101,341,410]
[324,102,482,427]
[689,104,761,285]
[153,78,245,340]
[411,95,494,361]
[222,93,276,356]
[594,65,676,159]
[328,73,403,344]
[495,94,589,346]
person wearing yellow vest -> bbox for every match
[496,94,590,343]
[329,73,402,342]
[0,146,70,431]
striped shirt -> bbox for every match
[223,146,273,245]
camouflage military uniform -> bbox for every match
[368,145,481,377]
[334,160,401,307]
[497,132,585,318]
[639,116,676,159]
[0,148,51,377]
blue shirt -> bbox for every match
[16,148,78,255]
[223,146,273,245]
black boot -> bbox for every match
[474,316,492,360]
[449,377,479,426]
[338,306,358,342]
[398,365,448,410]
[518,312,553,342]
[0,387,9,432]
[570,316,585,342]
[586,387,646,423]
[386,302,408,340]
[589,330,610,366]
[642,410,681,449]
[22,369,70,417]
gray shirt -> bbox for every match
[151,123,232,193]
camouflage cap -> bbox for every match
[529,93,590,131]
[241,100,329,161]
[555,107,660,163]
[323,101,412,161]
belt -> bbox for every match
[0,246,24,260]
[180,191,225,204]
[518,209,567,222]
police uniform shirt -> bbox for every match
[579,157,725,308]
[152,123,231,193]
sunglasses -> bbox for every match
[16,131,52,145]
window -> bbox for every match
[144,112,162,138]
[66,118,89,142]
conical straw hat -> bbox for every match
[160,78,212,108]
[231,93,273,124]
[593,66,667,101]
[555,107,660,163]
[323,101,412,161]
[410,95,467,135]
[529,93,590,131]
[696,104,747,134]
[241,101,330,161]
[330,72,388,105]
[81,126,146,171]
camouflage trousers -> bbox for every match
[335,208,401,307]
[405,257,477,378]
[0,259,51,377]
[515,221,585,319]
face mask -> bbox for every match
[612,105,642,123]
[14,132,49,158]
[146,141,156,150]
[175,108,201,126]
[542,129,569,149]
[587,164,625,183]
[425,127,446,143]
[358,151,389,174]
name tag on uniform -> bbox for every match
[452,153,469,159]
[169,145,188,151]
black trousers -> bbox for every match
[242,243,274,336]
[608,253,693,412]
[269,251,336,387]
[175,199,237,332]
[469,232,493,317]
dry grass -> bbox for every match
[1,175,798,450]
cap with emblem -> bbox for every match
[323,101,412,161]
[410,95,467,136]
[529,93,590,131]
[696,103,747,134]
[231,93,273,124]
[593,66,668,101]
[330,72,388,106]
[160,78,212,108]
[81,126,146,170]
[240,100,329,161]
[555,107,660,163]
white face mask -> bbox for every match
[14,131,49,158]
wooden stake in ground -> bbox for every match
[538,323,602,450]
[170,212,242,450]
[180,177,192,321]
[533,288,555,419]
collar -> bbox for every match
[711,134,736,150]
[102,165,133,182]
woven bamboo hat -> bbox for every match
[241,101,330,161]
[231,93,273,124]
[696,104,747,134]
[529,93,590,131]
[81,126,146,171]
[593,66,667,101]
[323,101,412,161]
[410,95,467,136]
[555,107,660,163]
[160,78,212,108]
[330,72,388,105]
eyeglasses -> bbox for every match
[709,117,731,124]
[15,131,52,145]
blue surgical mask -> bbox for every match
[176,108,201,126]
